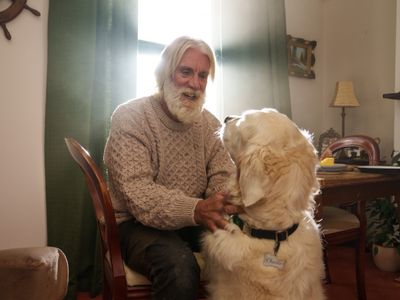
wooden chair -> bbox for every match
[320,135,380,165]
[319,135,380,300]
[65,137,207,300]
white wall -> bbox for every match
[285,0,324,140]
[0,0,48,249]
[323,0,396,161]
[286,0,396,160]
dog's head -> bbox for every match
[222,108,319,212]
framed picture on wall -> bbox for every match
[318,128,341,156]
[287,35,317,79]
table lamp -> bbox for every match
[330,81,360,137]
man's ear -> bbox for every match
[238,150,266,207]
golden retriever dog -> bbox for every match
[202,108,325,300]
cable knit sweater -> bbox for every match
[103,95,234,229]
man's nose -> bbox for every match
[188,75,201,90]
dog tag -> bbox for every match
[263,254,285,269]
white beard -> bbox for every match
[163,78,205,124]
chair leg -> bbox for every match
[103,276,112,300]
[323,248,332,284]
[355,242,366,300]
[355,200,367,300]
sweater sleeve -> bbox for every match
[104,103,200,229]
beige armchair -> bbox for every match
[0,246,69,300]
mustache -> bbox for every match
[181,87,203,99]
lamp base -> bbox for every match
[340,107,346,137]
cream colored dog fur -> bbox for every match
[202,108,325,300]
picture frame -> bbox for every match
[318,128,341,156]
[287,35,317,79]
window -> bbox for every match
[137,0,222,119]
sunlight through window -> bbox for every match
[138,0,213,45]
[137,0,222,119]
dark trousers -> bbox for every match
[118,220,204,300]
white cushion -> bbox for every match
[321,206,360,234]
[123,263,151,286]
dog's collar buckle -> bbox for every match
[275,230,288,241]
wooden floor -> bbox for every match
[325,245,399,300]
[78,245,400,300]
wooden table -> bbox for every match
[316,170,400,299]
[316,170,400,235]
[317,171,400,209]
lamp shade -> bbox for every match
[331,81,360,107]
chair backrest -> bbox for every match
[64,137,127,297]
[320,135,380,165]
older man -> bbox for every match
[104,36,240,300]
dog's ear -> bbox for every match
[279,141,319,211]
[238,149,266,207]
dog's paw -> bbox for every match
[205,226,248,270]
[224,222,241,233]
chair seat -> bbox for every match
[124,263,151,286]
[321,206,360,235]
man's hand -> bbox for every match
[194,192,243,232]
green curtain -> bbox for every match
[45,1,138,298]
[216,0,291,117]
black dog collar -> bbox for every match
[249,223,299,255]
[250,223,299,240]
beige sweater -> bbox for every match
[104,95,234,229]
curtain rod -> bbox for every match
[383,92,400,100]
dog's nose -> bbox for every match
[224,116,234,123]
